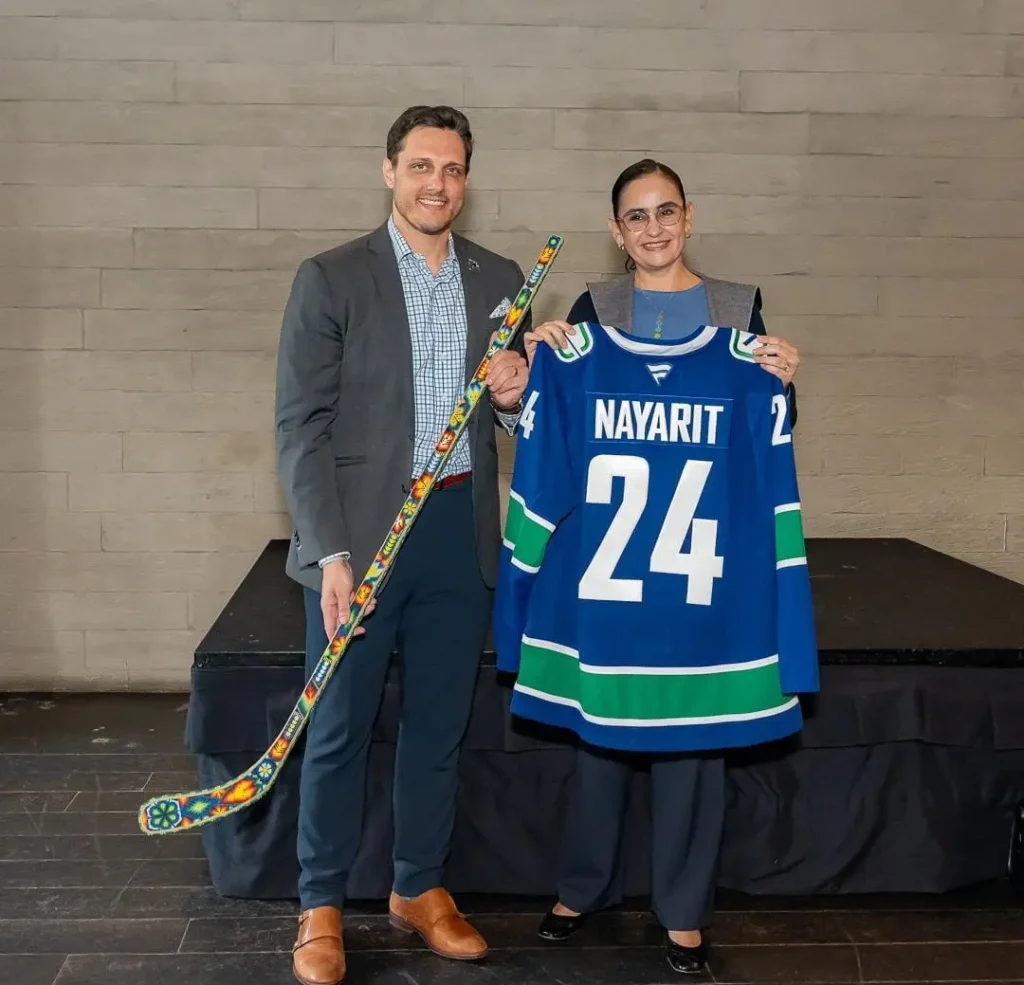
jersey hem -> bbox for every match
[508,688,805,753]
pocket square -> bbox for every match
[489,297,512,319]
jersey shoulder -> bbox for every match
[526,320,599,390]
[553,320,600,364]
[716,326,780,394]
[724,327,762,364]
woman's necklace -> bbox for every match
[636,288,668,339]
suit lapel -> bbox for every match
[366,223,414,423]
[588,274,634,332]
[454,235,490,385]
[700,272,724,327]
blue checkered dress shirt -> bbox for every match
[388,216,473,481]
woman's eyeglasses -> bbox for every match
[616,203,684,232]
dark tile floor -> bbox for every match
[2,692,1023,985]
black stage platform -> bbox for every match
[186,538,1024,902]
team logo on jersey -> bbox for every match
[729,328,759,362]
[645,362,672,385]
[555,322,594,363]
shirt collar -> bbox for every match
[387,215,457,273]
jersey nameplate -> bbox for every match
[590,395,732,448]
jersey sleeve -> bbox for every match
[765,383,820,695]
[492,344,575,673]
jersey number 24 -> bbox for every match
[579,454,723,607]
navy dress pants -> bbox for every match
[557,742,726,931]
[296,481,491,910]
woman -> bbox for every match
[526,158,800,409]
[520,159,804,977]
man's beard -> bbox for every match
[396,193,462,236]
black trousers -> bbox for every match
[557,742,726,931]
[296,480,492,910]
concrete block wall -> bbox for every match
[1,1,1022,688]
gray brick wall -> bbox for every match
[1,1,1021,687]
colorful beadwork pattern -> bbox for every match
[138,234,563,835]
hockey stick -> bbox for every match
[138,234,563,835]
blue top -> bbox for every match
[631,281,711,342]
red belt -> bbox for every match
[435,470,471,491]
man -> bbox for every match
[275,105,530,985]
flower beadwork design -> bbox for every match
[146,798,182,831]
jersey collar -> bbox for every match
[597,322,720,357]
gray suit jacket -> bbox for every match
[274,221,529,593]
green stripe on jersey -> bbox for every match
[774,503,806,566]
[516,640,791,725]
[505,491,555,570]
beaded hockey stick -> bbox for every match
[138,234,563,835]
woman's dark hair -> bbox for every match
[611,159,687,271]
[611,158,686,216]
[386,105,474,171]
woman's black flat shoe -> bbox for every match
[537,906,589,941]
[665,932,710,975]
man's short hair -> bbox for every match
[386,105,474,171]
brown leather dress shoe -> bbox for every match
[292,906,345,985]
[388,887,488,960]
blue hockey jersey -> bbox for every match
[493,321,820,754]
